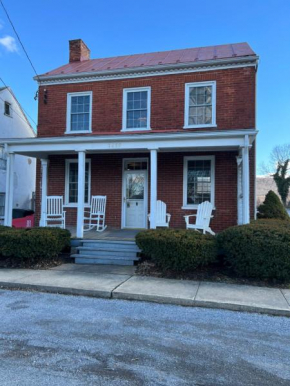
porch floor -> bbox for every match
[67,226,140,241]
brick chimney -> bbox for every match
[69,39,90,63]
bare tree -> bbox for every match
[263,144,290,206]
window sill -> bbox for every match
[64,130,92,135]
[121,128,151,132]
[181,205,216,210]
[183,124,217,130]
[4,113,12,118]
[63,204,90,208]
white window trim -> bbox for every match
[122,86,151,132]
[65,91,93,134]
[64,159,91,207]
[182,155,215,209]
[184,81,217,129]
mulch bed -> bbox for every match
[0,253,72,270]
[136,259,290,289]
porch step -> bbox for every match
[72,239,141,266]
[72,255,135,266]
[76,247,139,259]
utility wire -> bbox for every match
[0,77,37,127]
[0,0,41,81]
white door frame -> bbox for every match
[121,158,148,229]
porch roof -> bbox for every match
[2,129,258,158]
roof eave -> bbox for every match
[34,55,259,83]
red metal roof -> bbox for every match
[41,42,256,77]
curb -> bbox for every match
[0,281,289,318]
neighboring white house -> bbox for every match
[0,87,36,223]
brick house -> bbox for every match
[4,39,258,238]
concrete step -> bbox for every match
[76,247,139,259]
[73,255,135,266]
[71,253,138,261]
[81,241,140,252]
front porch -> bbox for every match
[3,130,257,237]
[68,227,139,241]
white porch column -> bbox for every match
[242,135,250,224]
[40,159,48,227]
[76,151,86,238]
[149,148,158,229]
[4,152,14,226]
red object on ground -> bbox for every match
[12,215,35,228]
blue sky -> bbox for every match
[0,0,289,170]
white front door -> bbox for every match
[122,159,148,229]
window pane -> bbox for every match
[187,160,211,205]
[70,94,91,131]
[126,90,148,129]
[188,85,212,125]
[68,162,90,204]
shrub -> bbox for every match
[136,229,217,271]
[0,227,71,264]
[257,190,289,221]
[217,220,290,281]
[0,225,12,233]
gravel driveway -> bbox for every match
[0,289,289,385]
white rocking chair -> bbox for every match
[45,196,66,228]
[84,195,107,232]
[148,200,171,227]
[184,201,215,235]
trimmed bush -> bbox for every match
[0,227,71,264]
[257,190,289,221]
[136,229,217,271]
[217,220,290,281]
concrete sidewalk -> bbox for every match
[0,264,289,317]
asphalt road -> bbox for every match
[0,289,289,386]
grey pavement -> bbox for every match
[0,290,290,385]
[0,264,289,317]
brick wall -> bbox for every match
[35,150,255,233]
[37,66,255,137]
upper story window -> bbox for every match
[122,87,151,131]
[66,92,92,133]
[183,156,215,209]
[4,101,11,117]
[184,81,216,129]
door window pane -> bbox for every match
[126,174,145,199]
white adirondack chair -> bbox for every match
[148,200,171,227]
[45,196,66,228]
[184,201,215,235]
[84,195,107,232]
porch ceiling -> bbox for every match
[2,129,257,158]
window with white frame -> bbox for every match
[184,81,216,128]
[0,147,7,170]
[122,87,151,131]
[183,156,215,208]
[65,160,91,205]
[66,92,92,133]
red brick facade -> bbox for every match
[35,65,256,232]
[37,67,255,137]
